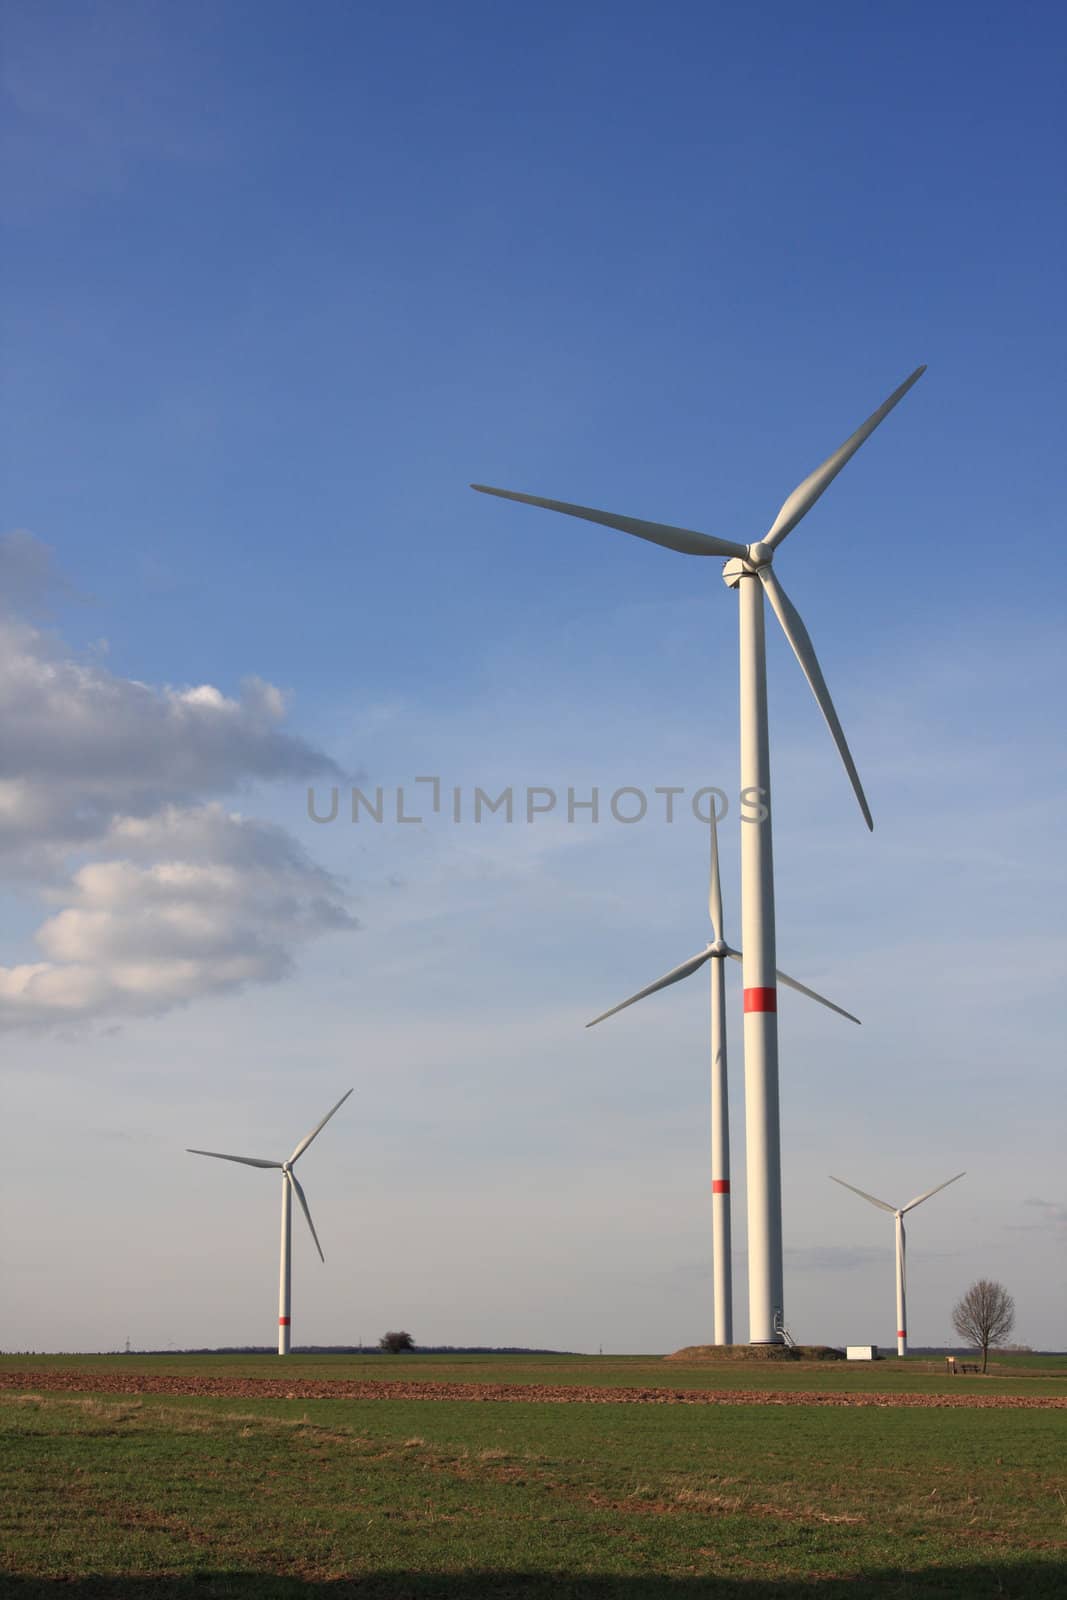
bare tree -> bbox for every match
[951,1280,1015,1373]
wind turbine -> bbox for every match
[587,812,859,1346]
[472,366,925,1342]
[830,1171,965,1356]
[188,1089,353,1355]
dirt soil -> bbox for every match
[2,1369,1062,1410]
[666,1344,845,1362]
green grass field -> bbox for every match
[2,1354,1064,1597]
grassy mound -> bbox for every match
[666,1343,846,1362]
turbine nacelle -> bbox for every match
[721,543,775,588]
[722,554,763,588]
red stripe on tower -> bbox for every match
[898,1330,906,1338]
[743,987,777,1013]
[712,1180,730,1194]
[278,1317,291,1326]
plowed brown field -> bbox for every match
[2,1367,1061,1408]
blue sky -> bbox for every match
[3,1,1065,1353]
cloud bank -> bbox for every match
[0,532,354,1028]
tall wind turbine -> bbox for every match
[188,1089,353,1355]
[587,813,859,1346]
[473,366,925,1342]
[830,1171,965,1355]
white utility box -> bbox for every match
[846,1345,878,1361]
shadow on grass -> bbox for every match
[1,1565,1064,1599]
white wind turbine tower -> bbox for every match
[473,365,925,1342]
[188,1089,353,1355]
[587,813,859,1346]
[830,1171,965,1356]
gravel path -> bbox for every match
[2,1369,1062,1410]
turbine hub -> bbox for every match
[708,939,729,957]
[747,541,773,567]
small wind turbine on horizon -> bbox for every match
[830,1170,965,1356]
[188,1089,353,1356]
[587,813,859,1347]
[472,365,926,1342]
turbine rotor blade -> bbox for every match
[288,1170,325,1263]
[774,968,861,1025]
[708,810,723,941]
[186,1150,282,1169]
[901,1171,966,1214]
[759,567,873,830]
[829,1175,896,1213]
[725,950,856,1023]
[471,485,749,560]
[586,948,713,1028]
[289,1088,354,1165]
[764,366,926,549]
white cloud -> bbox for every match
[0,535,354,1029]
[0,614,337,868]
[1,815,354,1025]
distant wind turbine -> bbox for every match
[188,1089,353,1355]
[473,365,925,1341]
[588,814,859,1346]
[830,1170,965,1356]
